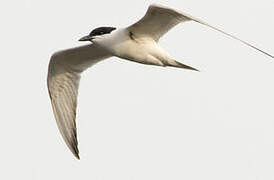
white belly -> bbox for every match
[94,28,171,66]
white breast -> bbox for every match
[94,28,170,66]
[93,28,128,53]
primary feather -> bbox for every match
[47,44,111,159]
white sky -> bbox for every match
[1,0,274,179]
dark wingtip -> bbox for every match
[172,60,200,72]
[75,154,80,160]
[69,143,80,160]
[189,67,200,72]
[73,152,80,160]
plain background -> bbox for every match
[0,0,274,179]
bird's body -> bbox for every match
[90,28,177,67]
[47,4,273,159]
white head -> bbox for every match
[79,26,116,43]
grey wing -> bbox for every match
[127,4,191,41]
[47,44,111,159]
[128,4,273,58]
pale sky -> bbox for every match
[1,0,274,179]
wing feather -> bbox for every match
[47,44,111,159]
[128,4,273,58]
[128,4,190,41]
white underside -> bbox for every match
[92,28,173,66]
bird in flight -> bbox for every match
[47,4,273,159]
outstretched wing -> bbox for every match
[127,4,273,58]
[47,44,111,159]
[127,4,189,41]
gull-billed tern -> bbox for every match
[47,4,273,159]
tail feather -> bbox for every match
[167,60,199,71]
